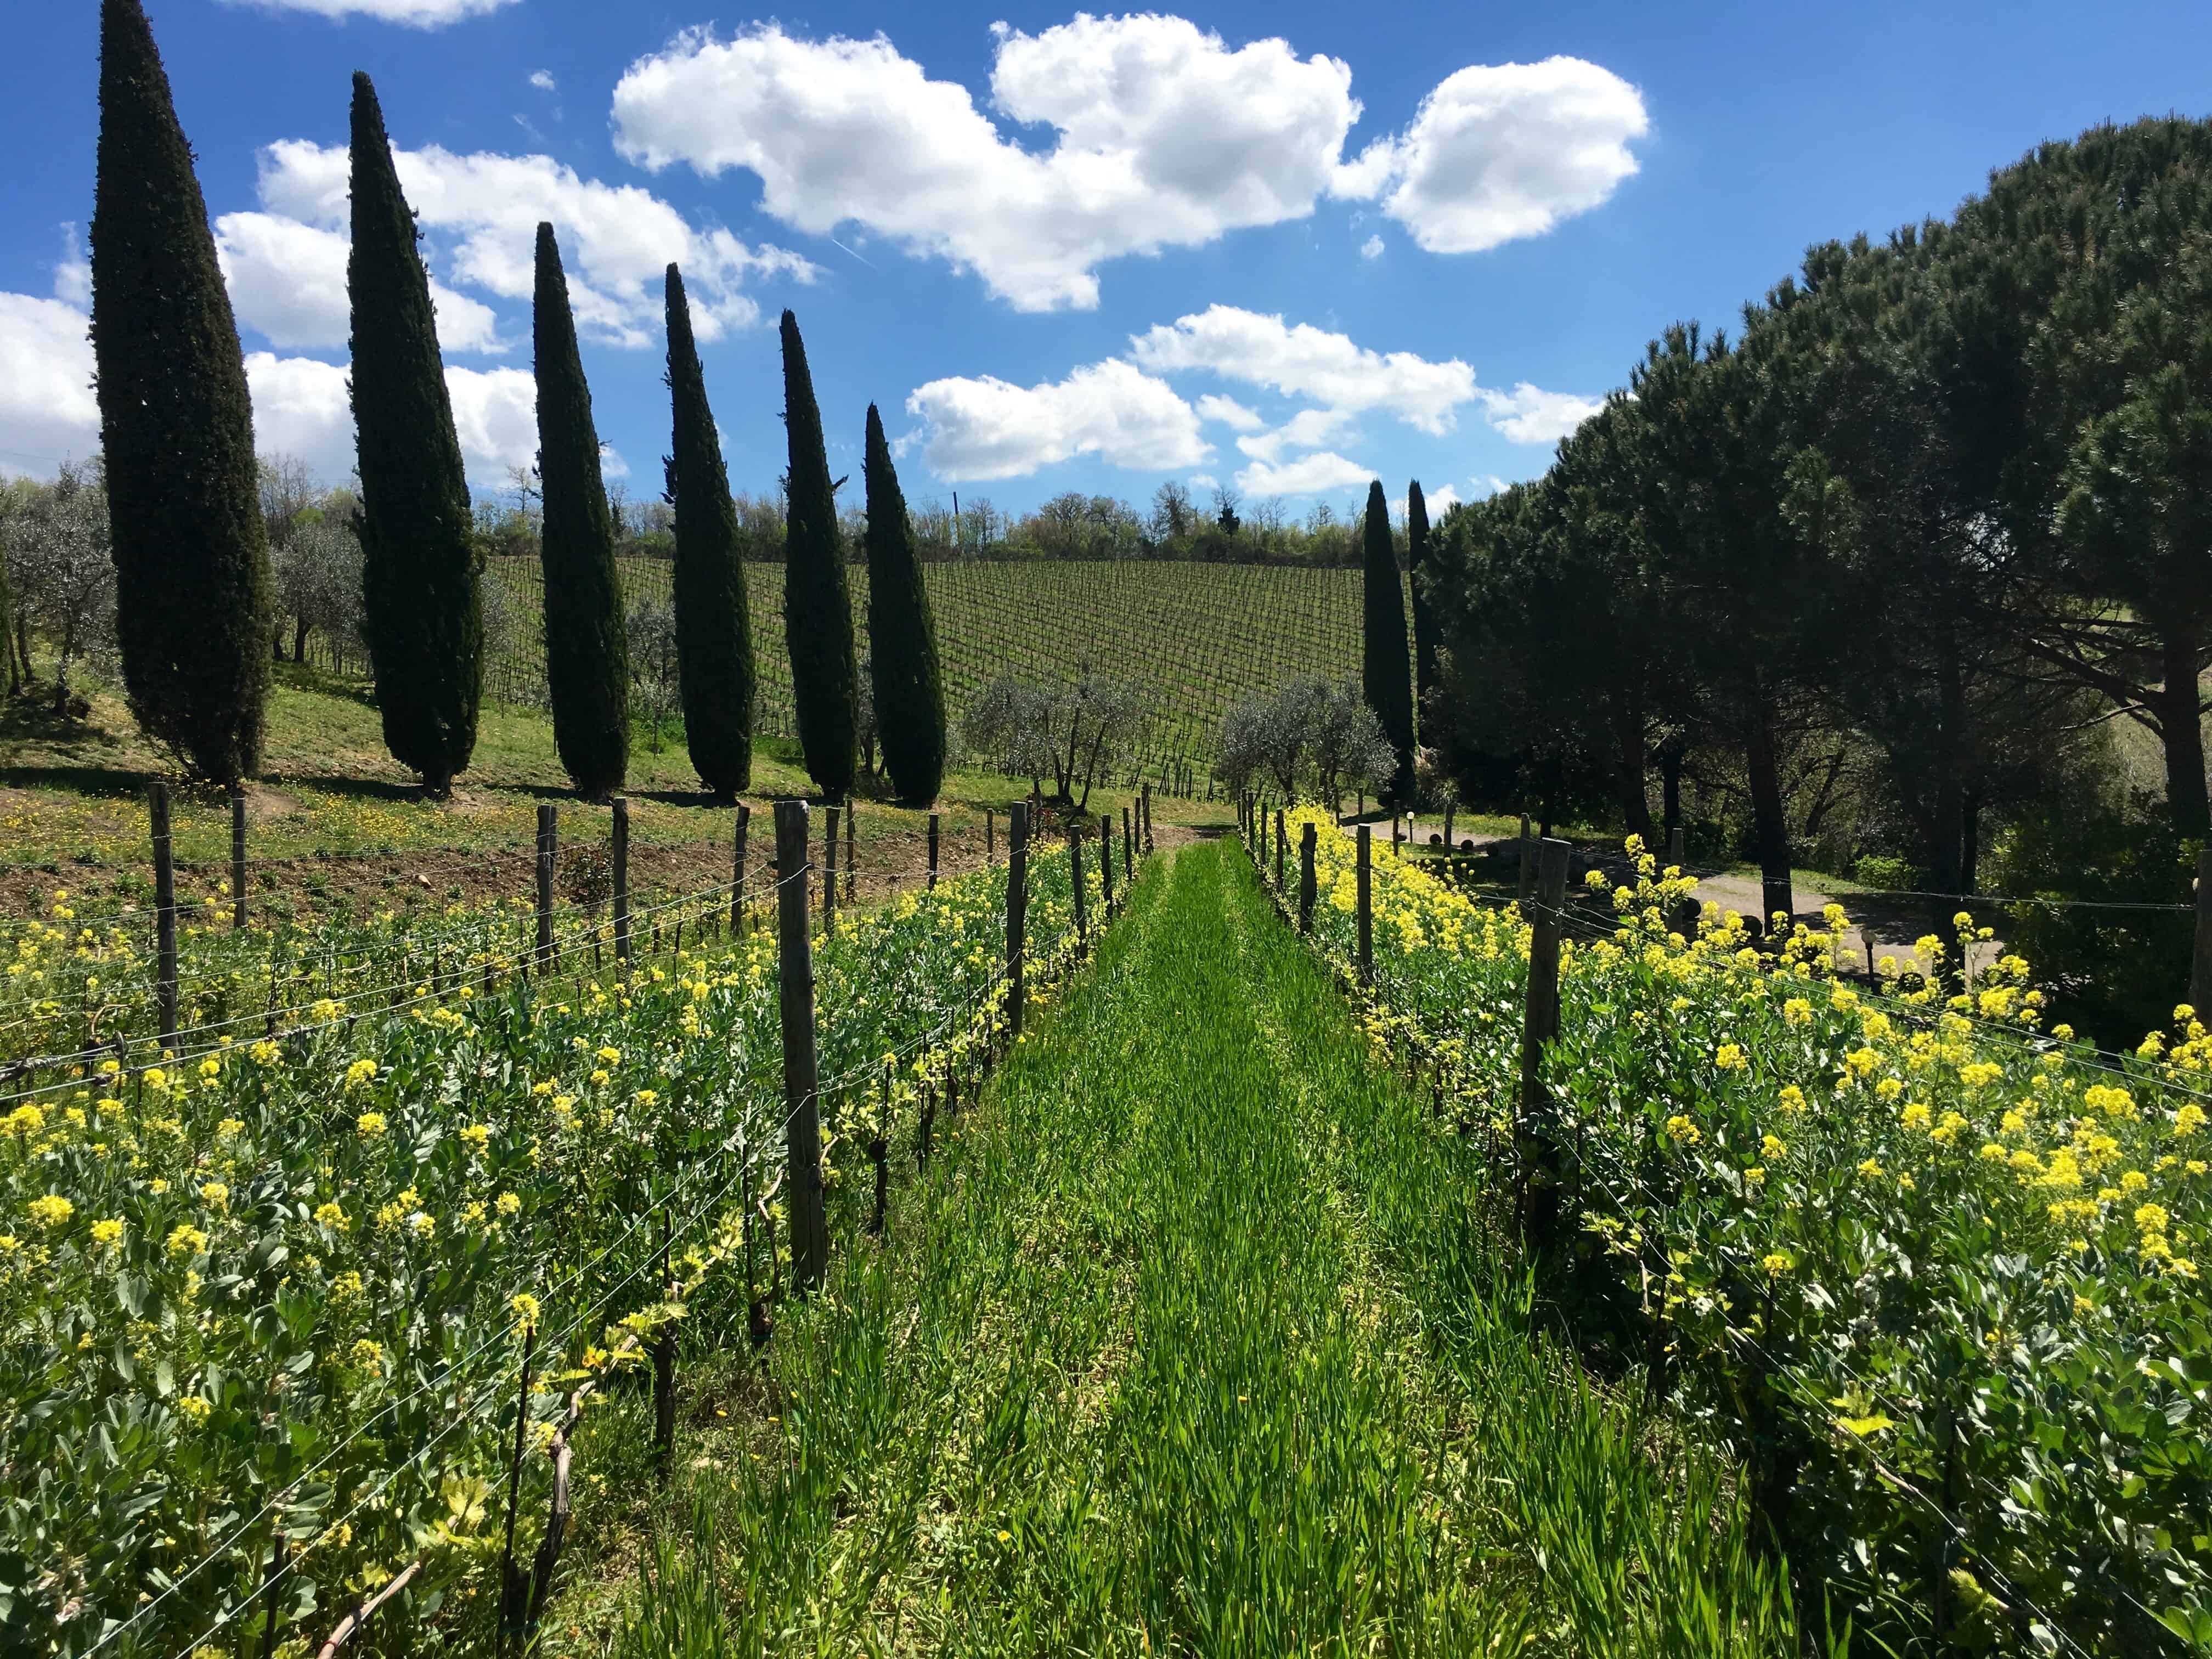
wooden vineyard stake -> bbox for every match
[1668,823,1685,869]
[1300,822,1317,934]
[928,811,940,891]
[1516,812,1534,906]
[987,808,995,866]
[150,782,178,1046]
[1099,813,1115,912]
[496,1318,538,1657]
[230,785,248,931]
[535,805,557,973]
[1122,805,1133,876]
[1516,838,1572,1251]
[1007,803,1030,1036]
[1275,809,1286,891]
[1070,820,1088,947]
[1356,824,1373,986]
[1142,784,1154,853]
[845,804,856,904]
[612,797,631,963]
[822,805,839,933]
[2196,848,2212,1021]
[775,800,828,1293]
[1443,801,1454,851]
[732,802,750,934]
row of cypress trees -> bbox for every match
[87,0,945,806]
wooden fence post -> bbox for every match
[230,785,247,932]
[822,805,839,933]
[1099,813,1115,912]
[775,800,828,1294]
[612,797,631,963]
[1667,823,1686,869]
[986,808,995,867]
[2194,847,2212,1020]
[150,782,178,1047]
[731,803,749,934]
[535,805,556,973]
[1006,803,1029,1036]
[1142,784,1154,853]
[1299,822,1317,934]
[1517,837,1572,1250]
[1516,812,1535,906]
[1443,801,1455,851]
[844,803,856,904]
[1070,820,1088,946]
[1122,805,1133,875]
[1356,824,1373,986]
[1275,809,1286,891]
[928,811,940,891]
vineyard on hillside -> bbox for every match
[478,557,1397,789]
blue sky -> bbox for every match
[1,0,2205,523]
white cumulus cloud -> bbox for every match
[0,294,99,476]
[1235,407,1355,465]
[1393,482,1460,522]
[1479,382,1605,443]
[254,139,817,348]
[905,359,1211,481]
[1195,393,1263,431]
[1345,58,1647,253]
[612,19,1644,308]
[529,70,557,92]
[1234,450,1373,497]
[1360,234,1384,259]
[226,0,520,24]
[216,212,503,353]
[1131,305,1476,433]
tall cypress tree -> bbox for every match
[533,223,628,797]
[663,263,753,800]
[1406,479,1440,709]
[862,403,945,803]
[349,71,481,798]
[780,309,857,799]
[1360,479,1414,804]
[91,0,270,786]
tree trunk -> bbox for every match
[1930,632,1966,901]
[1611,685,1654,844]
[294,618,311,663]
[1743,691,1793,932]
[2159,628,2210,840]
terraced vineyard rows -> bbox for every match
[483,558,1399,787]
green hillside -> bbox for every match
[480,557,1399,788]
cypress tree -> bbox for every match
[1360,479,1414,804]
[1406,479,1440,708]
[779,309,857,799]
[663,263,754,799]
[348,71,481,797]
[862,403,946,803]
[533,223,628,797]
[91,0,270,786]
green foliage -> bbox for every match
[662,264,753,799]
[89,0,271,786]
[779,311,857,799]
[0,853,1090,1654]
[347,71,482,797]
[1285,808,2212,1651]
[1358,481,1413,804]
[533,223,629,797]
[861,404,945,804]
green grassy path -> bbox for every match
[609,844,1799,1657]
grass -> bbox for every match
[551,842,1802,1656]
